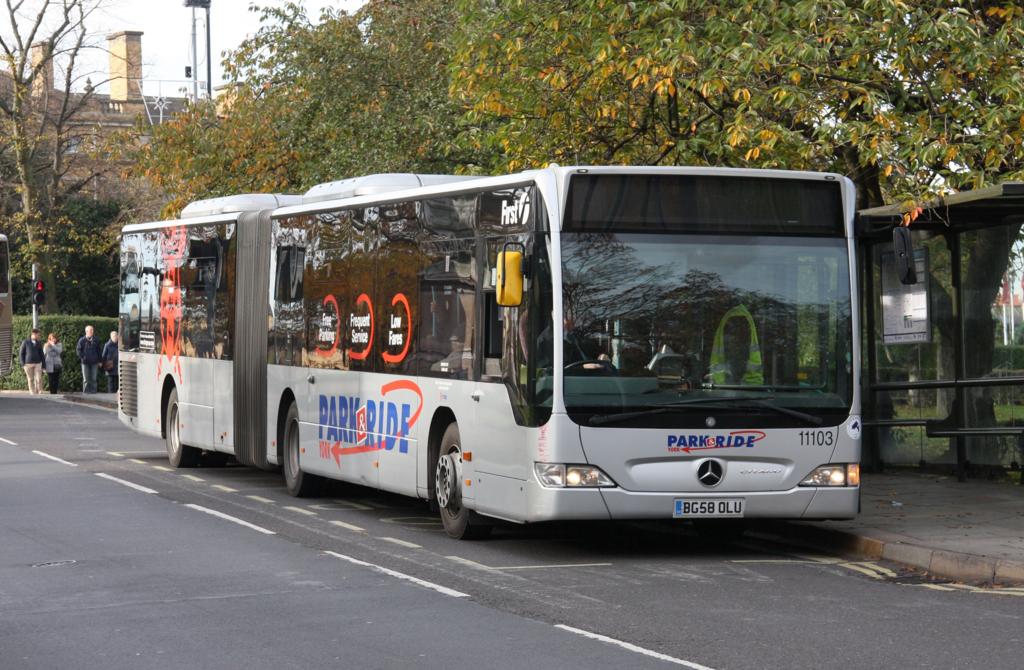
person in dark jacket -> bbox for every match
[19,328,45,394]
[101,331,119,393]
[76,325,102,394]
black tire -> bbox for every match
[282,402,321,497]
[435,423,491,540]
[165,388,200,468]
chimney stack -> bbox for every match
[107,31,143,102]
[29,41,54,98]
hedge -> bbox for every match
[2,315,119,392]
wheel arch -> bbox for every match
[276,388,297,466]
[159,375,177,439]
[426,406,457,503]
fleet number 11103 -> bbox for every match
[799,430,835,446]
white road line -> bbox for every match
[151,465,173,472]
[106,451,123,457]
[185,504,276,535]
[32,450,78,467]
[324,551,469,598]
[181,474,205,482]
[330,499,374,511]
[246,495,275,504]
[95,472,157,494]
[496,562,613,570]
[212,484,238,493]
[445,555,496,571]
[329,520,366,532]
[128,458,147,465]
[379,536,422,549]
[283,505,317,516]
[555,624,717,670]
[0,437,18,446]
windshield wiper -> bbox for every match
[589,395,823,426]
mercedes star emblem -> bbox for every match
[697,459,724,487]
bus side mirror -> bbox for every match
[893,227,917,285]
[496,246,524,307]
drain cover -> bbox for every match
[31,559,77,568]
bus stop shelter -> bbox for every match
[858,183,1024,482]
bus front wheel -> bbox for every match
[282,402,321,497]
[165,388,200,468]
[435,423,491,540]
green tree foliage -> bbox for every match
[452,0,1024,207]
[0,0,119,312]
[4,198,121,316]
[135,0,479,217]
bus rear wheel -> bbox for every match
[282,402,321,497]
[435,423,491,540]
[165,388,200,468]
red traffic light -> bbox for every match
[32,279,45,306]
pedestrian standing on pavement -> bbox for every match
[19,328,45,394]
[77,325,102,394]
[43,332,63,394]
[102,331,119,394]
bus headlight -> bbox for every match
[534,463,616,488]
[799,464,860,487]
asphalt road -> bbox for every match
[1,395,1021,670]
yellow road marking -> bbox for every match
[246,495,274,504]
[106,451,123,457]
[920,583,956,592]
[151,465,173,472]
[841,562,884,579]
[128,458,147,465]
[212,484,238,493]
[181,474,205,482]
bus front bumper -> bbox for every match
[524,479,858,522]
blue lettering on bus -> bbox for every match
[665,431,767,453]
[318,393,412,453]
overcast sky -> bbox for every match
[76,0,363,98]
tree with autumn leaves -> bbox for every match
[452,0,1024,208]
[137,1,1024,211]
[134,0,482,218]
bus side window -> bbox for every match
[418,195,478,380]
[378,201,421,374]
[119,234,142,351]
[271,217,309,367]
[306,210,350,370]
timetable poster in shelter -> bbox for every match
[880,248,930,344]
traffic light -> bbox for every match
[32,279,45,306]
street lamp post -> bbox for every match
[184,0,212,100]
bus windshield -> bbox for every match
[559,232,852,425]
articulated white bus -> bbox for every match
[0,234,11,377]
[119,166,861,539]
